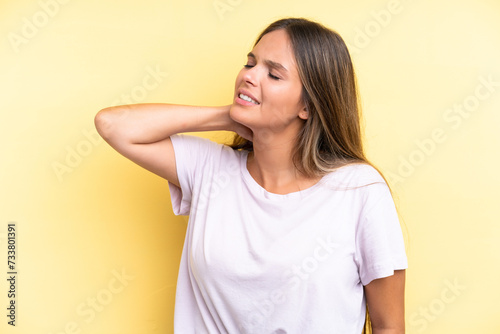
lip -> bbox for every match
[236,89,260,105]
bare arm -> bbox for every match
[364,269,406,334]
[94,103,252,186]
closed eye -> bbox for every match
[268,73,280,80]
[244,64,280,80]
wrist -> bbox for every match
[212,104,234,132]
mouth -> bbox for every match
[237,91,260,105]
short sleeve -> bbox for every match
[167,134,220,216]
[354,180,408,286]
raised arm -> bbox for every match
[94,103,252,186]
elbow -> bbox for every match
[94,107,116,141]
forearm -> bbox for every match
[94,103,231,144]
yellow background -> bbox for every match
[1,0,499,333]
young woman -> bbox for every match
[95,17,407,334]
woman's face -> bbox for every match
[230,29,307,138]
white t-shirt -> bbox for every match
[167,134,408,334]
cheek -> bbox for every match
[263,85,303,112]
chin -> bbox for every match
[229,104,248,122]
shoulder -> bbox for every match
[170,133,245,165]
[322,162,387,189]
[170,134,238,154]
[333,164,396,215]
[170,133,220,147]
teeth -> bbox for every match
[239,93,259,104]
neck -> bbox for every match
[247,126,316,194]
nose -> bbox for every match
[242,66,257,86]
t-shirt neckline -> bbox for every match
[240,150,326,201]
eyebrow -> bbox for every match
[247,52,289,73]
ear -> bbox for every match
[298,106,309,120]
